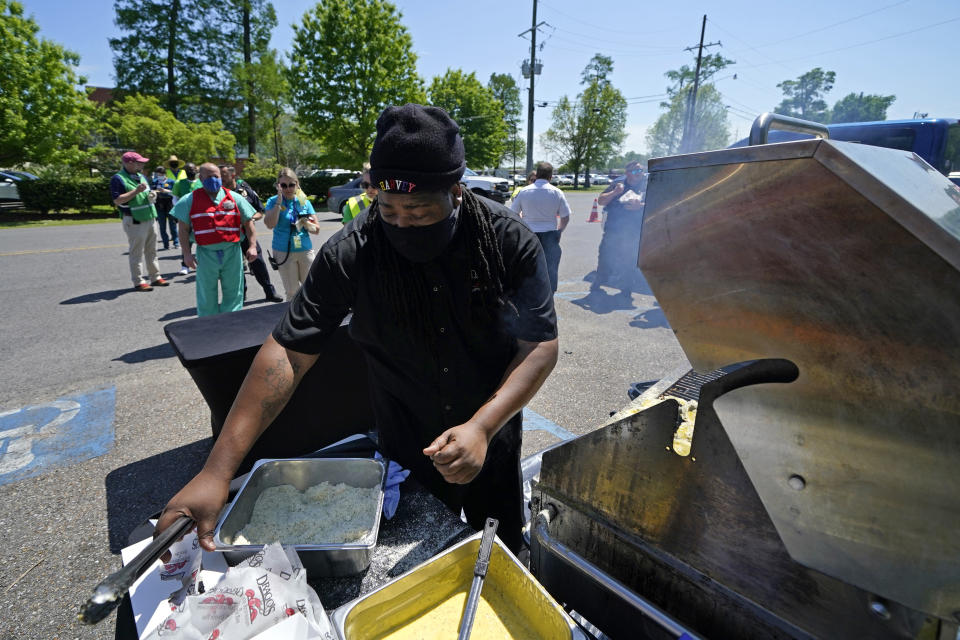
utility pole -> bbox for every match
[679,15,720,153]
[519,0,546,174]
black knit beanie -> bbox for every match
[369,104,466,193]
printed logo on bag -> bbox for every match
[202,594,235,605]
[245,588,261,622]
[296,598,308,617]
[208,630,221,640]
[155,618,178,636]
[256,574,277,616]
[246,550,264,567]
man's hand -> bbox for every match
[423,422,489,484]
[623,198,645,211]
[155,470,231,558]
[246,244,258,261]
[135,183,147,194]
[183,251,197,270]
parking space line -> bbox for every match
[0,243,127,257]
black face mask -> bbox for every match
[380,206,459,263]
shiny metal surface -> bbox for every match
[532,369,931,638]
[749,112,830,145]
[213,458,384,577]
[532,506,703,640]
[332,531,584,640]
[641,138,960,618]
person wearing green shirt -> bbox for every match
[110,151,169,291]
[171,163,259,316]
[341,164,379,224]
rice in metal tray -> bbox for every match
[234,481,379,545]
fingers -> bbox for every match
[422,433,451,457]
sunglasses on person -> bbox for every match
[279,182,297,188]
[628,168,643,175]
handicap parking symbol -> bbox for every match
[0,387,115,486]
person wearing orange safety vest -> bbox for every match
[341,166,379,224]
[171,163,259,316]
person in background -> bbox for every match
[510,170,536,200]
[151,165,177,250]
[110,151,169,291]
[172,162,201,276]
[219,164,282,303]
[591,160,647,301]
[263,168,320,300]
[165,155,187,183]
[510,162,571,293]
[341,163,379,225]
[171,163,258,316]
[154,104,559,555]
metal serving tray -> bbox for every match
[213,458,385,577]
[331,531,585,639]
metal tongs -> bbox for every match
[457,517,499,640]
[78,515,194,625]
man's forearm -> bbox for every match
[243,219,257,245]
[202,336,318,481]
[469,338,559,441]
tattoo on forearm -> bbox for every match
[260,356,301,424]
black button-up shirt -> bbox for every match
[272,199,557,473]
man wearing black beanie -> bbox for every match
[157,104,559,554]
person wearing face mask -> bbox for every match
[172,162,202,275]
[589,160,648,302]
[341,163,379,224]
[170,163,259,316]
[155,104,558,555]
[263,168,320,300]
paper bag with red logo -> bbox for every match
[144,543,334,640]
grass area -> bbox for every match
[0,206,120,228]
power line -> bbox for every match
[549,26,677,51]
[734,15,960,71]
[720,0,911,53]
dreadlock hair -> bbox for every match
[364,188,507,347]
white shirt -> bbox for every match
[510,179,572,233]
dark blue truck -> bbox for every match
[733,115,960,186]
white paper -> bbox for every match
[120,521,226,639]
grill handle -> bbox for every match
[750,112,830,146]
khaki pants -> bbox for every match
[122,216,160,286]
[274,249,315,300]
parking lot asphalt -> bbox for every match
[0,192,688,638]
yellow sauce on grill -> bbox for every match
[374,589,536,640]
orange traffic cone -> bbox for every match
[587,198,600,222]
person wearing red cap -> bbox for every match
[110,151,169,291]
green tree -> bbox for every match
[110,0,206,119]
[428,69,507,169]
[105,94,236,164]
[235,47,287,160]
[830,92,896,123]
[665,53,734,97]
[228,0,277,155]
[0,1,99,165]
[487,73,523,168]
[110,0,275,129]
[646,84,729,156]
[289,0,424,168]
[774,67,836,123]
[541,54,627,187]
[604,150,651,172]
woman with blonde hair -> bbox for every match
[264,168,320,300]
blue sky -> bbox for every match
[23,0,959,159]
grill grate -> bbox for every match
[660,369,726,402]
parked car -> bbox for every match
[591,174,610,185]
[327,175,364,215]
[0,170,38,205]
[461,168,510,203]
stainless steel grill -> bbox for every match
[531,135,960,639]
